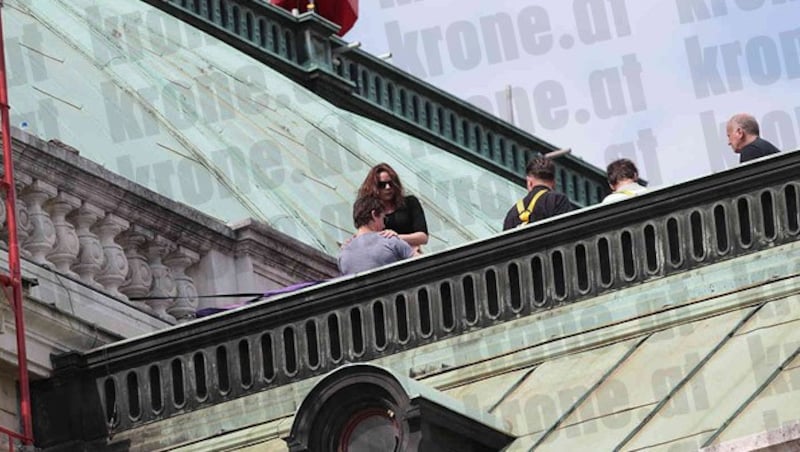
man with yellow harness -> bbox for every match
[502,156,573,230]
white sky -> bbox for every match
[345,0,800,187]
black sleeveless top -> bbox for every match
[385,195,428,235]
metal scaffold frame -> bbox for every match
[0,0,35,447]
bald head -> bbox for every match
[726,113,760,152]
[728,113,760,136]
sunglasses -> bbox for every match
[376,180,395,189]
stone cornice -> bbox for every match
[6,129,338,314]
[10,127,237,254]
[231,218,337,281]
[29,150,800,447]
[50,150,800,367]
[0,255,172,377]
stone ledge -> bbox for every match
[92,242,800,450]
[0,255,172,377]
[701,420,800,452]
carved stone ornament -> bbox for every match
[20,180,57,266]
[164,246,200,322]
[70,202,106,289]
[45,192,82,278]
[94,214,130,300]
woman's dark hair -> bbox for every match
[357,163,406,208]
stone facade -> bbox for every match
[4,128,337,321]
[0,128,338,439]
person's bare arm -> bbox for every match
[398,231,428,247]
[379,229,428,247]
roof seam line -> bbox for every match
[701,342,800,448]
[487,366,538,415]
[529,333,652,451]
[557,401,657,431]
[611,299,773,452]
[626,429,716,452]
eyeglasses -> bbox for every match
[376,180,395,189]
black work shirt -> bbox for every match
[502,186,573,231]
[740,137,780,163]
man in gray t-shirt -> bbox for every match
[339,196,415,275]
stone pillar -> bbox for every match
[94,214,130,300]
[146,236,177,320]
[69,202,106,289]
[165,246,200,322]
[20,180,57,266]
[297,13,338,71]
[119,227,154,311]
[45,192,82,278]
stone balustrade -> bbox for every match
[29,149,800,445]
[2,128,337,324]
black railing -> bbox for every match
[139,0,609,206]
[31,151,799,446]
[329,47,609,206]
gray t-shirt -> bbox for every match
[338,232,414,275]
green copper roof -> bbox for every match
[101,239,800,451]
[7,0,526,254]
[429,244,800,451]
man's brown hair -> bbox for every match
[525,156,556,181]
[606,158,639,186]
[352,195,384,228]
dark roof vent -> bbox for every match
[285,363,515,452]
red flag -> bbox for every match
[272,0,358,36]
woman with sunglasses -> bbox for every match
[357,163,429,252]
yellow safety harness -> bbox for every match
[516,189,548,225]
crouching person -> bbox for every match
[339,195,416,275]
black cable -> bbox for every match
[129,292,267,301]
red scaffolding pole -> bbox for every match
[0,0,34,446]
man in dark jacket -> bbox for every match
[502,156,573,230]
[726,113,781,163]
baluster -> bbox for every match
[70,203,106,289]
[13,175,33,258]
[165,246,200,322]
[45,192,81,278]
[20,180,57,266]
[119,227,155,311]
[147,236,177,320]
[94,214,130,300]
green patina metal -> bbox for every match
[139,0,611,207]
[29,152,800,450]
[8,0,531,254]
